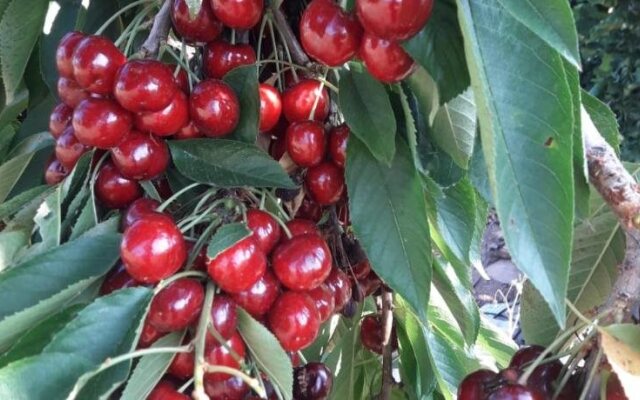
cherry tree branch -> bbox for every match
[269,5,310,66]
[378,289,394,400]
[139,0,172,58]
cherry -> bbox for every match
[272,234,332,290]
[231,269,280,317]
[259,84,282,133]
[168,349,195,380]
[148,278,204,332]
[204,376,249,400]
[355,0,434,41]
[190,79,240,137]
[171,0,223,43]
[135,91,189,136]
[114,60,178,112]
[206,294,238,341]
[55,126,90,170]
[44,157,67,185]
[285,121,326,168]
[72,35,126,95]
[328,124,348,168]
[148,380,191,400]
[49,103,74,138]
[300,0,363,67]
[305,162,345,205]
[297,197,323,222]
[323,268,352,311]
[174,121,203,140]
[57,77,90,108]
[306,284,335,322]
[282,79,330,122]
[285,219,320,239]
[174,68,190,93]
[73,98,132,149]
[360,32,416,83]
[246,209,282,254]
[458,369,499,400]
[206,236,267,293]
[293,362,333,400]
[508,346,561,397]
[204,332,247,382]
[268,291,320,351]
[486,383,544,400]
[269,133,287,161]
[153,177,174,200]
[210,0,263,29]
[99,263,142,295]
[95,161,142,209]
[110,131,170,180]
[120,213,187,283]
[606,373,629,400]
[56,31,85,79]
[360,314,397,354]
[138,318,163,348]
[121,198,161,231]
[204,41,257,79]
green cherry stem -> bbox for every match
[157,182,202,212]
[95,0,154,35]
[203,364,266,398]
[193,281,216,400]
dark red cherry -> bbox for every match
[508,346,545,370]
[121,198,161,231]
[204,332,247,382]
[272,234,332,290]
[306,284,335,322]
[269,133,287,161]
[49,103,74,138]
[206,236,267,293]
[486,383,544,400]
[360,315,386,354]
[57,77,90,108]
[168,349,195,380]
[458,369,499,400]
[231,269,281,317]
[360,32,416,83]
[204,376,249,400]
[72,35,126,94]
[282,79,330,122]
[114,60,178,112]
[324,268,351,311]
[73,98,132,149]
[300,0,362,67]
[55,126,90,170]
[44,157,67,185]
[206,294,238,341]
[246,209,282,254]
[355,0,434,41]
[204,41,257,79]
[148,278,204,332]
[135,91,189,136]
[210,0,263,29]
[285,218,320,238]
[296,198,323,222]
[606,373,629,400]
[138,318,163,348]
[328,124,348,168]
[99,263,142,295]
[174,68,190,93]
[56,31,85,79]
[174,120,203,140]
[95,161,142,209]
[171,0,223,43]
[148,380,190,400]
[259,84,282,133]
[190,79,240,137]
[110,131,170,180]
[305,162,344,206]
[268,291,320,351]
[293,362,333,400]
[120,213,187,283]
[509,346,562,396]
[285,121,326,168]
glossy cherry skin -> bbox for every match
[246,209,282,254]
[204,376,249,399]
[259,84,282,133]
[324,268,352,311]
[487,383,544,400]
[352,260,371,280]
[148,380,191,400]
[360,315,386,354]
[174,120,203,140]
[286,121,326,167]
[293,362,333,400]
[231,269,281,317]
[206,294,238,341]
[305,162,344,206]
[121,198,161,231]
[55,126,90,170]
[206,236,267,293]
[458,369,498,400]
[44,157,67,185]
[300,0,363,67]
[190,79,240,137]
[286,219,320,238]
[210,0,263,29]
[138,318,163,348]
[272,234,332,291]
[328,124,348,168]
[509,345,561,396]
[99,263,142,295]
[72,35,126,94]
[508,345,545,370]
[268,291,320,351]
[204,41,257,79]
[49,103,73,138]
[57,77,90,108]
[135,91,189,136]
[282,79,330,122]
[56,31,85,79]
[204,332,247,382]
[73,98,132,149]
[148,278,204,332]
[95,161,142,209]
[114,60,178,112]
[360,32,416,83]
[110,131,170,180]
[168,349,195,380]
[171,0,223,43]
[306,284,335,322]
[355,0,434,41]
[121,213,187,283]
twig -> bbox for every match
[269,6,310,66]
[378,289,394,400]
[139,0,172,58]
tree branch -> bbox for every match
[269,5,310,66]
[139,0,172,58]
[378,289,394,400]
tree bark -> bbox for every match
[139,0,172,58]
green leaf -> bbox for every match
[476,317,517,368]
[34,186,62,249]
[403,0,470,103]
[327,317,366,400]
[207,222,252,259]
[223,65,259,143]
[169,139,297,189]
[431,88,476,169]
[0,185,51,220]
[405,67,440,125]
[458,0,575,324]
[602,324,640,353]
[0,228,29,271]
[69,195,97,241]
[12,96,56,145]
[496,0,581,68]
[346,136,431,321]
[339,68,397,165]
[0,152,35,204]
[0,81,28,127]
[0,123,17,162]
[582,90,620,151]
[237,309,293,400]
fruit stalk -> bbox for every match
[192,281,215,400]
[140,0,173,58]
[378,289,394,400]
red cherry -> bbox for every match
[110,131,170,180]
[121,198,161,231]
[458,369,499,400]
[49,103,74,138]
[204,41,257,79]
[139,318,163,348]
[328,124,348,168]
[204,376,249,400]
[273,234,332,290]
[231,269,281,317]
[174,120,203,140]
[606,373,629,400]
[55,126,90,170]
[174,68,190,93]
[509,346,561,396]
[206,236,267,293]
[57,77,90,108]
[306,284,335,322]
[360,315,387,354]
[148,278,204,332]
[268,291,320,351]
[153,177,173,200]
[148,380,190,400]
[95,161,142,209]
[293,362,333,400]
[360,32,416,83]
[305,162,344,206]
[206,294,238,341]
[210,0,263,29]
[487,383,544,400]
[99,263,142,295]
[300,0,363,67]
[190,79,240,137]
[285,121,326,168]
[121,213,187,283]
[72,35,126,94]
[204,332,247,382]
[135,91,189,136]
[286,219,320,238]
[296,198,323,222]
[56,31,85,78]
[508,346,545,370]
[246,209,282,254]
[282,79,330,122]
[168,349,195,380]
[259,84,282,133]
[114,60,178,112]
[44,157,68,185]
[355,0,434,41]
[324,268,351,311]
[171,0,223,43]
[73,98,132,149]
[269,133,287,161]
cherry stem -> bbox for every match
[203,364,265,398]
[155,270,209,292]
[178,377,195,393]
[377,289,395,400]
[114,5,151,48]
[566,298,594,325]
[193,281,216,400]
[206,324,245,365]
[266,17,286,90]
[163,45,202,83]
[578,347,603,400]
[95,0,154,35]
[157,182,202,212]
[184,219,220,270]
[308,69,328,120]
